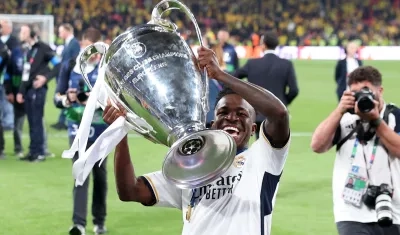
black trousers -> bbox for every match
[337,221,400,235]
[25,87,46,155]
[70,138,108,227]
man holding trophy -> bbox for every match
[64,1,290,234]
[102,45,290,234]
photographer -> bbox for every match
[54,28,108,235]
[311,66,400,235]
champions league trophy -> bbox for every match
[77,0,236,189]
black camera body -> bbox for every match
[363,183,393,227]
[348,87,375,114]
[77,79,89,103]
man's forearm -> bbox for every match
[311,109,343,153]
[114,136,138,200]
[215,71,287,120]
[376,121,400,158]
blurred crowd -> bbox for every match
[2,0,400,47]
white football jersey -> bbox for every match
[143,125,290,235]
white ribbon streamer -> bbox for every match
[62,65,107,160]
[72,116,131,186]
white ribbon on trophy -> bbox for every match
[62,43,154,186]
[61,46,131,186]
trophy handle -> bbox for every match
[78,42,109,109]
[78,43,154,136]
[150,0,210,115]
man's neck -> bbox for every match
[66,34,74,42]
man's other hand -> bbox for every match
[197,46,224,80]
[102,99,127,125]
[337,90,355,114]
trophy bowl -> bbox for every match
[78,0,236,189]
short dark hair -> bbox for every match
[262,31,279,50]
[82,27,102,43]
[215,87,236,109]
[347,66,382,86]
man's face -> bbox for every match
[349,81,384,109]
[212,94,257,149]
[58,26,67,39]
[217,31,229,44]
[0,20,12,35]
[19,26,31,42]
[346,42,358,57]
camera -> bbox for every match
[77,79,90,102]
[363,183,393,227]
[348,87,375,114]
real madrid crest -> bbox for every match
[233,156,246,168]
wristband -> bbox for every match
[370,118,382,128]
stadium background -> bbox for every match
[0,0,400,235]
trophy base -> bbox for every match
[162,129,237,189]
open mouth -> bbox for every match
[223,126,240,138]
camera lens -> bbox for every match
[376,194,393,227]
[357,96,375,113]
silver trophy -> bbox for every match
[78,0,236,189]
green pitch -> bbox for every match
[0,60,398,235]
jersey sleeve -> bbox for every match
[250,121,290,176]
[141,171,182,209]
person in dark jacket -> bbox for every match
[335,41,362,101]
[17,24,60,162]
[234,31,299,139]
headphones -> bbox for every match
[26,25,36,38]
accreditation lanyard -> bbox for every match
[186,147,248,221]
[350,137,379,170]
[24,47,38,65]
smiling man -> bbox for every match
[102,46,291,235]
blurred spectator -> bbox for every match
[217,29,239,73]
[335,41,363,102]
[0,18,15,131]
[17,24,60,162]
[3,0,400,47]
[234,31,299,138]
[1,17,24,159]
[51,23,80,131]
[0,40,10,159]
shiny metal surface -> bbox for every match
[163,130,236,189]
[78,0,236,189]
